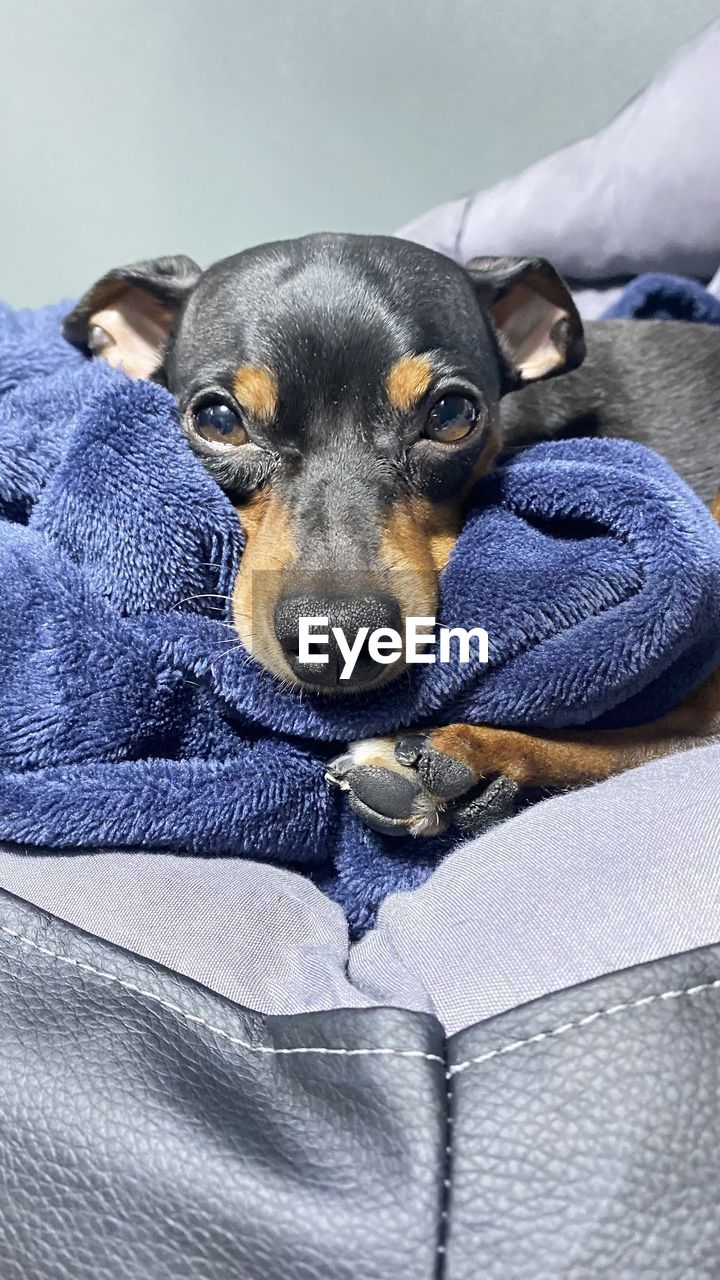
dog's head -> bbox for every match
[64,234,584,692]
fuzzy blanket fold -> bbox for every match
[603,272,720,325]
[2,298,720,935]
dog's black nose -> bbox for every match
[274,592,403,690]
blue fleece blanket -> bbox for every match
[603,271,720,324]
[2,291,720,935]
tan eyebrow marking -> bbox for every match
[232,364,278,424]
[386,354,434,413]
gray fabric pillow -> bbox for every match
[397,20,720,285]
[350,743,720,1033]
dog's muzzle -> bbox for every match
[273,591,403,691]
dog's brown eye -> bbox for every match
[426,394,478,442]
[87,323,114,355]
[193,401,248,446]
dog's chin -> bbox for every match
[253,645,407,697]
[283,659,407,699]
[252,643,407,697]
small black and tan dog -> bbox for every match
[64,233,720,836]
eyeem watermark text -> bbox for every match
[299,616,489,681]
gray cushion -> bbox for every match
[397,20,720,286]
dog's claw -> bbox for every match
[325,754,353,786]
[393,734,425,767]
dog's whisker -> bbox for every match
[175,592,233,603]
[172,592,233,612]
[207,636,248,653]
[209,644,250,673]
[209,645,245,657]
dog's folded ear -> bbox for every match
[465,256,585,391]
[62,254,201,380]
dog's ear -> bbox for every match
[465,256,585,391]
[62,254,201,380]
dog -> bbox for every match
[63,233,720,837]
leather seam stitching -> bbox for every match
[0,923,445,1065]
[7,922,718,1082]
[448,976,720,1076]
[435,1070,453,1269]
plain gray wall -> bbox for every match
[1,0,719,306]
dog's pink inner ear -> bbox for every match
[87,286,173,380]
[488,275,571,382]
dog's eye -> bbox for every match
[87,323,114,355]
[192,401,248,446]
[425,395,479,443]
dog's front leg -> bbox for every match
[328,667,720,837]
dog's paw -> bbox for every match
[326,734,520,838]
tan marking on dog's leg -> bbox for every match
[428,666,720,788]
